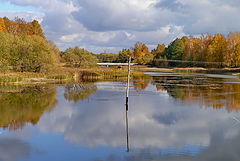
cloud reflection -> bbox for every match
[0,138,30,161]
[38,82,239,152]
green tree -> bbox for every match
[97,53,118,63]
[61,47,98,68]
[116,49,130,63]
[166,38,184,60]
[0,32,59,72]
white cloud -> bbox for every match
[1,0,240,53]
[60,33,80,43]
[0,11,44,22]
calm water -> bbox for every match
[1,72,240,161]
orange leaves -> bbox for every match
[0,18,7,32]
[133,42,154,64]
[1,17,44,38]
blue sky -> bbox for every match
[0,1,41,13]
[0,0,240,53]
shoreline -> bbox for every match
[0,67,144,85]
[127,65,240,74]
[1,66,240,85]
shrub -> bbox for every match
[0,32,59,72]
[61,47,98,68]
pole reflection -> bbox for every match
[125,107,130,152]
[125,56,131,152]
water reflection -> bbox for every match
[0,86,57,130]
[38,83,235,147]
[125,109,130,152]
[150,73,240,111]
[64,83,97,102]
[36,80,240,160]
[1,72,240,161]
[0,138,31,161]
[132,74,151,91]
[120,126,240,161]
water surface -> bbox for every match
[1,72,240,161]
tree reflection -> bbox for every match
[0,86,57,130]
[64,83,97,102]
[152,75,240,112]
[132,75,151,91]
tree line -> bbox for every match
[154,33,240,68]
[1,16,240,72]
[0,17,98,73]
[100,32,240,68]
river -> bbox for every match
[0,72,240,161]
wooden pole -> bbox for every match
[126,56,131,111]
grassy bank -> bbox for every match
[0,67,144,84]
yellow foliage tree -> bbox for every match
[133,42,153,64]
[226,32,240,67]
[206,34,227,67]
[0,18,6,32]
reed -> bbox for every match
[0,67,144,84]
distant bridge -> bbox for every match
[97,63,137,67]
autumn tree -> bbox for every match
[225,32,240,67]
[1,17,44,37]
[206,34,227,67]
[3,17,11,32]
[0,18,6,32]
[4,20,18,35]
[31,20,44,38]
[151,44,168,67]
[151,44,166,57]
[133,42,153,64]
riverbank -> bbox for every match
[0,67,143,85]
[3,65,240,85]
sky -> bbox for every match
[0,0,240,53]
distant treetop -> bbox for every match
[0,16,45,38]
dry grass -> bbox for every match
[0,67,142,84]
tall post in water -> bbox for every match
[126,56,131,111]
[125,56,131,152]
